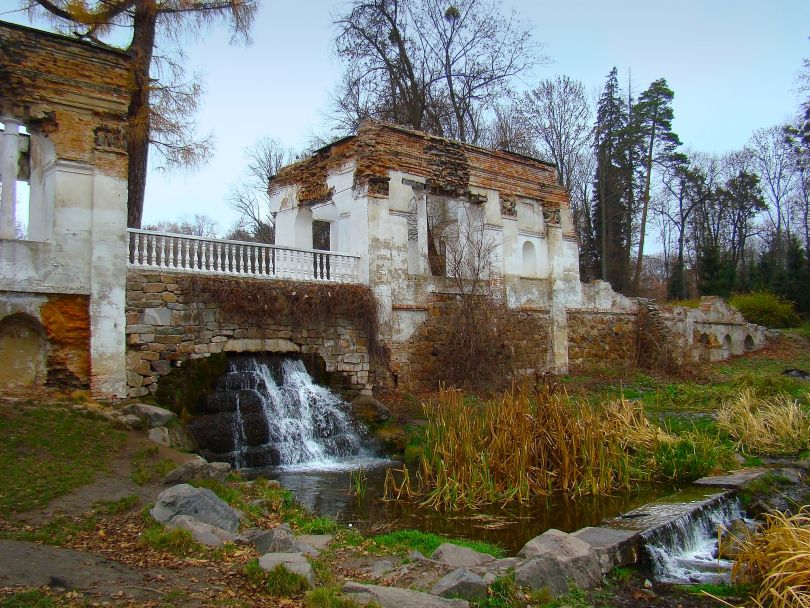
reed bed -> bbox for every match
[733,508,810,608]
[412,386,674,509]
[716,389,810,455]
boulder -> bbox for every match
[351,395,391,424]
[167,515,240,547]
[430,568,487,601]
[118,414,144,429]
[375,425,408,453]
[151,484,240,533]
[430,544,494,568]
[122,403,177,428]
[148,426,171,447]
[342,581,469,608]
[570,527,640,573]
[371,560,396,579]
[515,554,569,597]
[258,552,315,586]
[296,534,333,551]
[717,519,754,560]
[163,457,232,485]
[517,529,601,591]
[470,557,521,584]
[254,524,297,554]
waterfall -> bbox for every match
[196,355,379,470]
[642,497,745,583]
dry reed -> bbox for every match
[412,386,672,509]
[716,389,810,455]
[733,508,810,608]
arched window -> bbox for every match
[522,240,537,277]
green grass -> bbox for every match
[366,529,504,558]
[673,582,752,597]
[140,524,205,557]
[131,446,175,485]
[0,590,56,608]
[0,406,125,513]
[244,559,310,596]
[92,494,140,514]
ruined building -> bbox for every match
[0,22,767,400]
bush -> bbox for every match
[728,292,801,328]
[244,560,309,596]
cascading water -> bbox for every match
[192,355,383,470]
[643,497,746,583]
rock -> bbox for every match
[430,568,487,601]
[694,468,772,489]
[122,403,177,428]
[774,467,804,485]
[163,457,231,484]
[408,550,427,561]
[469,557,521,584]
[148,426,171,447]
[515,554,569,597]
[296,534,333,551]
[570,527,640,574]
[717,519,755,560]
[782,368,810,380]
[342,581,469,608]
[371,559,395,578]
[430,544,494,568]
[119,414,144,429]
[375,425,408,453]
[258,552,314,586]
[517,529,601,591]
[351,395,391,424]
[167,425,196,451]
[254,524,297,554]
[151,484,240,533]
[296,543,321,557]
[167,515,240,547]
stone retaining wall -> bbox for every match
[567,311,639,371]
[125,271,373,399]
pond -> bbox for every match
[246,461,680,553]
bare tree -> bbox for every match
[144,213,218,236]
[24,0,258,228]
[228,136,295,243]
[331,0,540,144]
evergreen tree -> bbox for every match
[631,78,681,293]
[592,68,633,293]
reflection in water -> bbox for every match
[248,463,678,553]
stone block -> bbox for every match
[143,307,172,326]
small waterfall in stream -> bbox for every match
[643,497,745,584]
[191,355,381,470]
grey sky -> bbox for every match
[5,0,809,231]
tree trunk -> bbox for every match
[126,0,158,228]
[632,121,657,294]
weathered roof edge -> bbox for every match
[0,19,129,58]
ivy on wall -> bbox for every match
[188,276,385,359]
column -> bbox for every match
[0,118,21,239]
[547,220,569,374]
[415,193,429,275]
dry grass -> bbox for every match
[411,386,675,508]
[716,389,810,455]
[733,508,810,608]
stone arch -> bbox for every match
[722,334,733,357]
[697,333,711,362]
[744,334,755,352]
[0,313,48,390]
[522,240,537,277]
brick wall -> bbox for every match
[125,272,373,399]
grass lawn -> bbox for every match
[0,404,125,514]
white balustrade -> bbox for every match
[127,229,361,284]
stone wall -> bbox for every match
[567,311,639,371]
[125,272,374,399]
[388,293,552,392]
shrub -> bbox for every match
[716,389,810,455]
[140,525,202,557]
[244,560,309,596]
[728,292,801,328]
[733,508,810,608]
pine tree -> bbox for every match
[592,68,633,292]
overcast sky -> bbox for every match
[5,0,809,232]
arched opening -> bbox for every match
[722,335,733,357]
[697,333,710,362]
[744,335,755,352]
[522,240,537,277]
[0,313,48,390]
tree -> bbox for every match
[144,213,218,236]
[24,0,258,228]
[630,78,681,293]
[229,136,295,243]
[592,67,633,292]
[331,0,539,144]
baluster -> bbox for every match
[226,244,232,273]
[279,249,288,278]
[251,247,257,276]
[201,241,207,271]
[126,232,132,264]
[238,245,243,274]
[191,240,198,271]
[257,246,264,275]
[132,233,140,265]
[178,239,186,269]
[168,237,176,268]
[149,235,157,267]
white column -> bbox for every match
[547,221,569,374]
[0,118,21,239]
[416,193,429,275]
